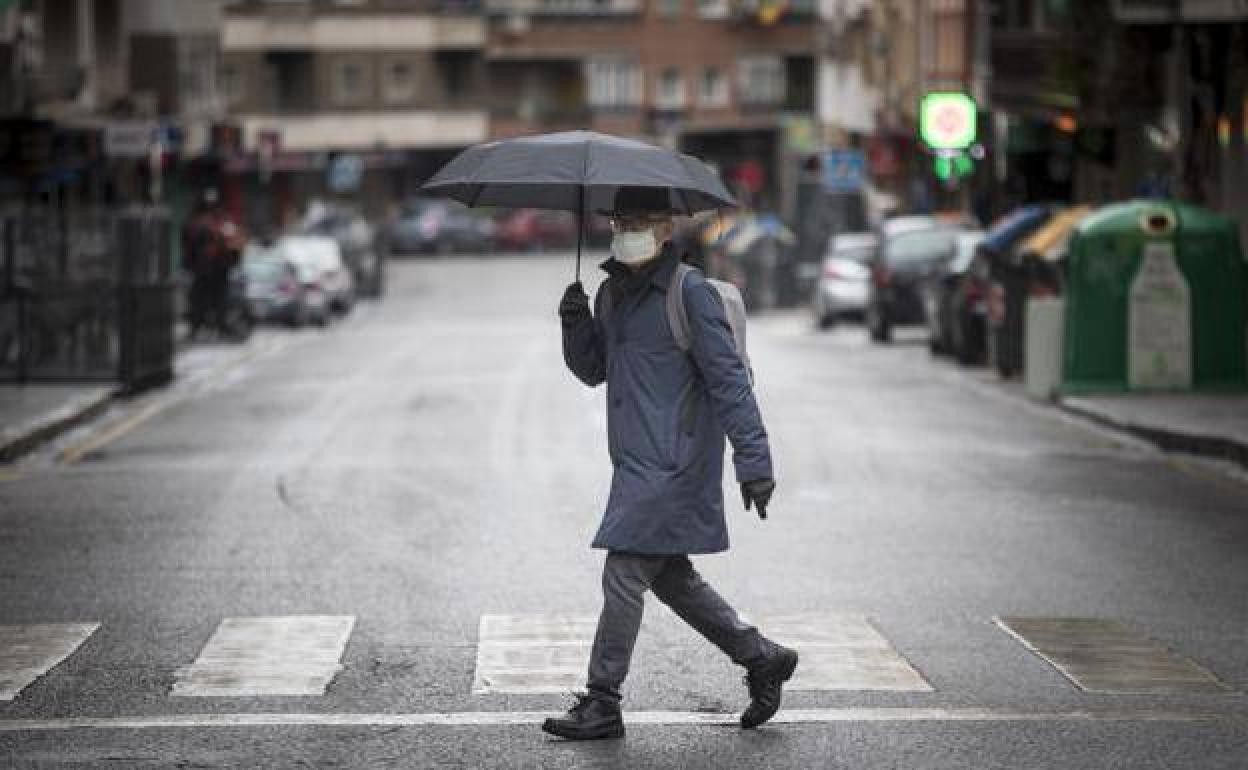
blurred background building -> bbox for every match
[485,0,819,213]
[1,0,1245,244]
[219,0,488,228]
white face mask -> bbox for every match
[611,228,658,265]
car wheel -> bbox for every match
[817,313,835,330]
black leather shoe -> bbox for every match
[541,693,625,740]
[740,645,799,729]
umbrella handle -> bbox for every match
[575,185,584,283]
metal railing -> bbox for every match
[0,206,175,389]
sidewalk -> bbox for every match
[0,384,117,463]
[1060,393,1248,470]
[1,324,262,464]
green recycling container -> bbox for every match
[1062,200,1247,392]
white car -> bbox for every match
[280,235,355,318]
[813,232,877,328]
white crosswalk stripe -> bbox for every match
[171,616,355,697]
[472,614,595,694]
[753,613,934,692]
[0,623,100,701]
[995,617,1237,694]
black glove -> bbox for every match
[559,281,590,324]
[741,478,775,520]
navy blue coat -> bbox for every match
[562,246,773,554]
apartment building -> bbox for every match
[220,0,489,220]
[815,0,979,210]
[2,1,232,211]
[484,0,819,209]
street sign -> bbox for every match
[104,122,158,159]
[920,92,977,151]
[821,149,866,192]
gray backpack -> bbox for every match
[601,263,752,383]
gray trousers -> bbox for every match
[587,551,776,702]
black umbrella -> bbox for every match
[420,130,736,280]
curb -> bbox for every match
[1058,398,1248,472]
[0,387,118,463]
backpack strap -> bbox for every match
[666,262,694,352]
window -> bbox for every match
[220,61,244,106]
[696,0,729,17]
[698,66,728,108]
[656,0,681,16]
[737,55,784,106]
[383,58,417,104]
[331,59,369,106]
[655,67,685,109]
[587,58,642,108]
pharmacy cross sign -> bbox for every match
[920,92,977,151]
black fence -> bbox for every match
[1,206,175,391]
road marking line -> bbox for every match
[59,401,167,465]
[59,339,286,466]
[995,617,1237,695]
[0,623,100,701]
[172,616,354,697]
[472,615,596,694]
[756,613,933,692]
[0,708,1243,732]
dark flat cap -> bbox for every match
[598,186,674,215]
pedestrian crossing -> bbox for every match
[0,615,1239,703]
[0,623,99,701]
[171,616,356,697]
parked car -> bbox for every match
[921,230,985,357]
[494,208,578,252]
[812,232,877,328]
[300,202,384,298]
[390,200,495,255]
[281,235,354,317]
[866,217,966,342]
[241,246,308,327]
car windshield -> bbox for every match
[243,258,285,281]
[885,228,959,264]
[832,246,874,263]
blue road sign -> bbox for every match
[822,149,866,192]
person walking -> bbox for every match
[182,189,242,338]
[545,186,797,741]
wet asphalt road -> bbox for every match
[1,254,1247,768]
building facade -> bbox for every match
[485,0,818,211]
[220,0,489,224]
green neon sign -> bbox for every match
[920,92,977,150]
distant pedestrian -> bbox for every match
[182,188,242,338]
[546,186,796,741]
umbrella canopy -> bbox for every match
[420,130,736,214]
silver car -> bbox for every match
[812,232,877,328]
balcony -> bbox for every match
[485,0,640,16]
[236,110,488,150]
[222,14,485,50]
